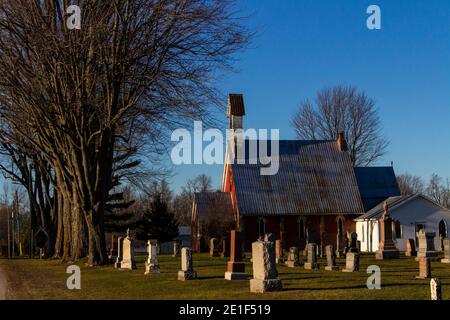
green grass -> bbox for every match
[1,253,450,300]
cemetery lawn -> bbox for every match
[1,253,449,300]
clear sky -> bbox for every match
[169,0,450,193]
[2,1,448,195]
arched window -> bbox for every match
[337,217,344,235]
[298,217,306,239]
[258,218,265,238]
[394,220,402,239]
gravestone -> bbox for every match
[405,239,417,257]
[285,247,301,268]
[173,241,180,257]
[221,236,230,258]
[249,240,282,293]
[275,240,285,264]
[349,232,359,253]
[325,245,339,271]
[144,240,160,275]
[114,236,124,269]
[416,257,431,279]
[342,252,360,272]
[225,230,248,280]
[304,243,319,270]
[121,230,137,270]
[336,232,344,257]
[210,238,220,257]
[178,247,197,281]
[376,203,400,259]
[416,230,438,261]
[440,239,450,263]
[430,278,442,300]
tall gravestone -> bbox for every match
[178,247,197,281]
[145,240,160,275]
[286,247,301,268]
[325,245,339,271]
[416,230,438,261]
[304,243,319,270]
[275,240,285,264]
[440,239,450,263]
[120,229,137,270]
[221,235,230,258]
[249,239,282,293]
[114,236,124,269]
[405,239,417,257]
[225,230,247,280]
[342,252,360,272]
[210,238,220,257]
[376,202,400,259]
[416,257,431,279]
[173,241,181,257]
[121,229,137,270]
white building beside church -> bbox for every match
[355,194,450,252]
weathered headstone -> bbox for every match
[416,257,431,279]
[430,278,442,300]
[275,240,285,264]
[416,230,438,261]
[440,239,450,263]
[249,240,282,293]
[405,239,417,257]
[121,230,137,270]
[114,236,124,269]
[325,245,339,271]
[221,236,230,258]
[376,203,400,259]
[210,238,220,257]
[342,252,360,272]
[225,230,247,280]
[304,243,319,270]
[173,241,180,257]
[178,247,197,281]
[145,240,160,275]
[285,247,301,268]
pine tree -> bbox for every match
[136,195,179,243]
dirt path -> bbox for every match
[0,262,7,300]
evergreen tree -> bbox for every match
[136,195,179,243]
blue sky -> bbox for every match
[169,0,450,193]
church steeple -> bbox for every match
[227,94,245,130]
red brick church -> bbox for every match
[192,94,400,252]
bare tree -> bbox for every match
[291,85,389,166]
[397,173,425,196]
[0,0,250,265]
[427,174,450,208]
